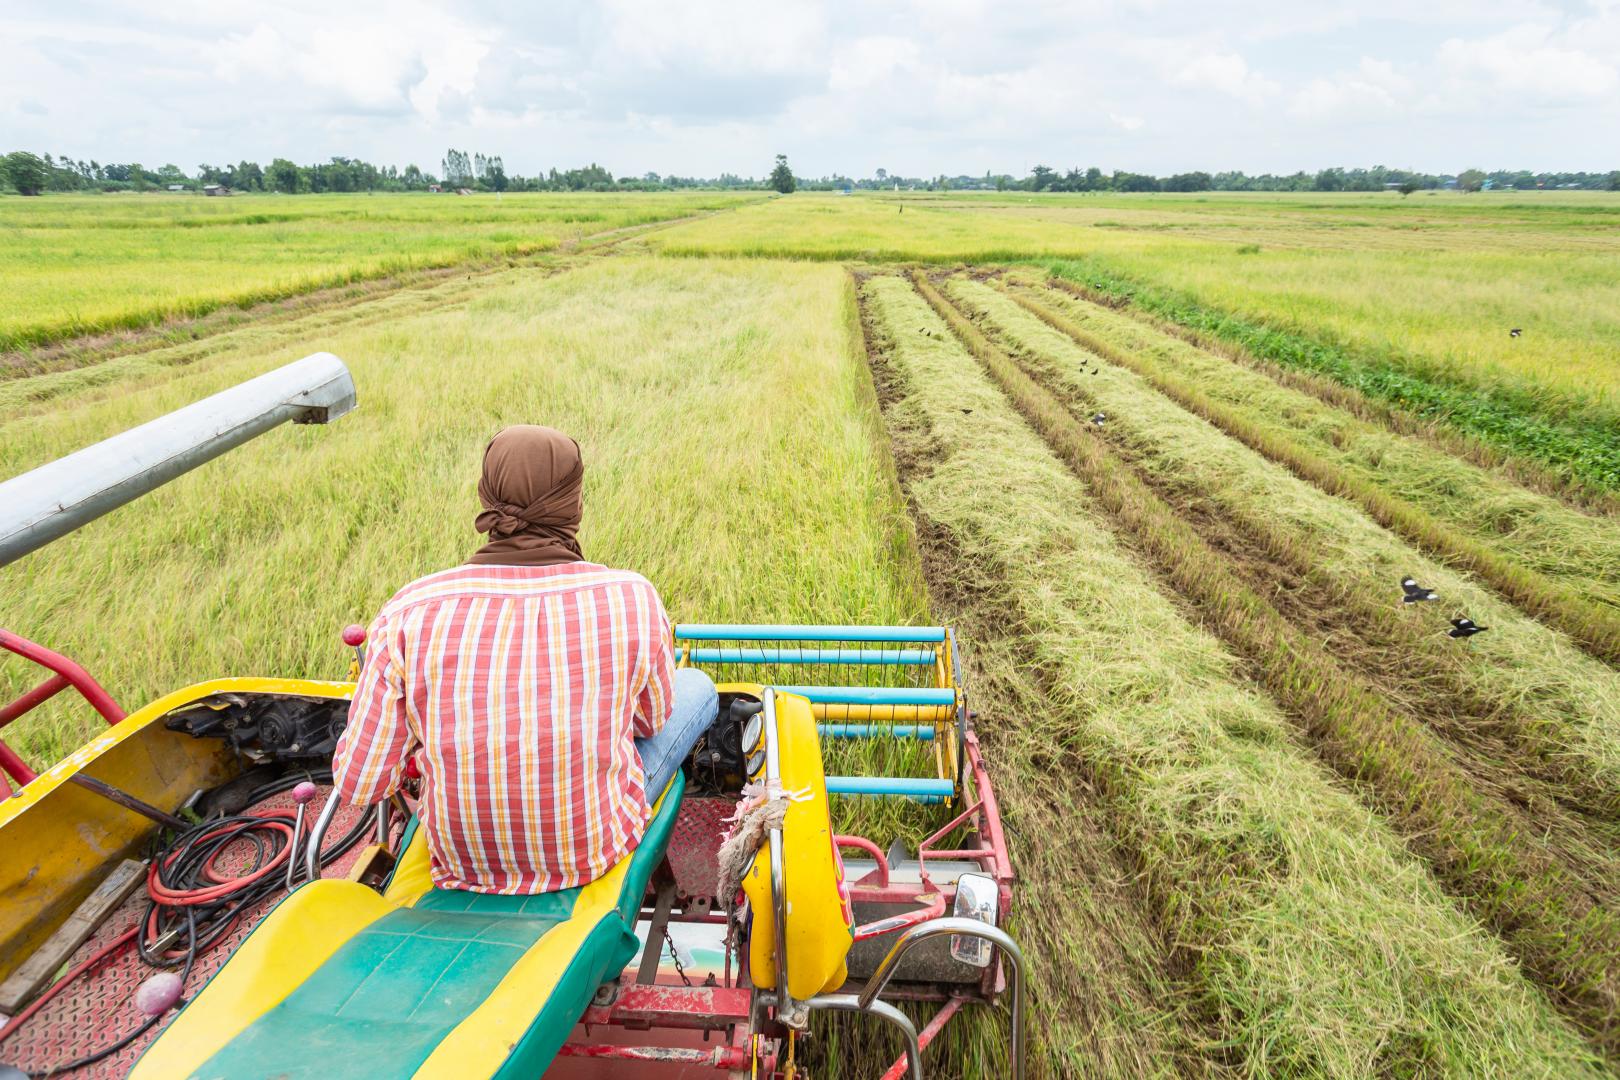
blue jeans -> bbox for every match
[636,668,717,800]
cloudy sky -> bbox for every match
[4,0,1616,179]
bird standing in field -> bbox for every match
[1448,617,1488,639]
[1091,412,1106,426]
[1509,328,1522,338]
[1400,577,1438,604]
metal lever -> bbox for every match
[857,916,1027,1080]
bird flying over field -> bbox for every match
[1400,577,1438,604]
[1448,617,1488,638]
[1509,328,1523,338]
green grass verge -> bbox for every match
[1039,258,1620,496]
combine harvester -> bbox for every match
[0,357,1023,1078]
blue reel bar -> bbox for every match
[676,624,947,643]
[673,624,960,803]
[825,776,955,802]
[819,724,935,741]
[682,647,934,666]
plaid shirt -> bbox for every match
[334,562,674,893]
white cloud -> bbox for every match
[1290,58,1412,118]
[1172,52,1280,105]
[1,0,1616,177]
[1437,22,1618,101]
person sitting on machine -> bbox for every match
[332,424,716,894]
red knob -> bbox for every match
[342,624,367,647]
[292,781,319,805]
[135,971,184,1016]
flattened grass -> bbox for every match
[864,273,1604,1077]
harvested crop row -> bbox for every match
[851,273,1194,1079]
[1038,257,1620,499]
[1016,271,1620,606]
[912,270,1620,1057]
[943,276,1620,825]
[861,273,1603,1077]
[1032,271,1617,514]
[995,280,1620,666]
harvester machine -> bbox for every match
[0,357,1023,1078]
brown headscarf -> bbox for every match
[467,426,586,567]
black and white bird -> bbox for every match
[1091,412,1107,426]
[1509,328,1523,338]
[1400,577,1439,604]
[1448,617,1489,639]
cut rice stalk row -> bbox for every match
[994,281,1620,666]
[1036,272,1620,516]
[911,269,1620,1058]
[943,275,1620,826]
[862,273,1604,1077]
[1017,272,1620,610]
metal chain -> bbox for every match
[663,921,693,988]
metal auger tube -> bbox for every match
[858,917,1027,1080]
[0,353,356,567]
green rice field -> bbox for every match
[5,189,1620,1076]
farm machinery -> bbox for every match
[0,357,1024,1078]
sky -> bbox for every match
[3,0,1617,179]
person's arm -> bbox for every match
[632,587,675,739]
[333,613,415,806]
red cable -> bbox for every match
[0,926,138,1046]
[146,811,295,905]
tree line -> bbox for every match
[865,165,1620,193]
[2,148,1615,196]
[0,149,748,195]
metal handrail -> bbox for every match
[804,994,922,1080]
[858,916,1026,1080]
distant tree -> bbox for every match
[1,151,48,195]
[1162,171,1212,192]
[1084,166,1105,192]
[770,154,796,194]
[875,168,887,182]
[1313,167,1346,192]
[267,158,304,193]
[994,174,1009,191]
[1398,180,1420,196]
[1607,171,1620,192]
[1027,164,1055,191]
[1457,168,1486,193]
[236,161,264,191]
[1112,171,1159,193]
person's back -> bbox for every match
[333,425,715,894]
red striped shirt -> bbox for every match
[334,562,674,893]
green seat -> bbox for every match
[130,774,687,1080]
